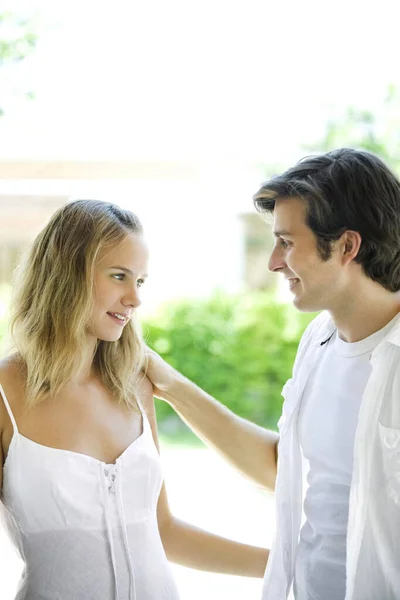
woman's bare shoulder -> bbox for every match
[0,353,26,415]
[0,354,18,432]
[0,354,24,480]
[0,353,25,387]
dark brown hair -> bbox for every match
[253,148,400,292]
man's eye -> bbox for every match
[280,239,290,249]
[112,273,125,281]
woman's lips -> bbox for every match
[107,312,128,326]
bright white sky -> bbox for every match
[1,0,400,164]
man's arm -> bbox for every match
[145,350,279,492]
[139,375,269,577]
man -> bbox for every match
[146,148,400,600]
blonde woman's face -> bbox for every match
[88,233,149,342]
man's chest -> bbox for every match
[297,346,371,472]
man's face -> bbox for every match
[268,196,345,312]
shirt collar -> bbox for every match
[312,311,400,348]
[382,312,400,347]
[310,311,336,347]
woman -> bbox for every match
[0,199,268,600]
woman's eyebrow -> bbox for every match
[109,266,148,277]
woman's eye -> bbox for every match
[112,273,125,281]
[137,279,145,288]
[280,239,290,249]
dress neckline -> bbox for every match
[13,420,147,467]
[0,382,148,469]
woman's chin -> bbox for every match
[101,333,123,343]
[91,329,124,343]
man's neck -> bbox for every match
[330,287,400,343]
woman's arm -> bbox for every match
[138,375,269,578]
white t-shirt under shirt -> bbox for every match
[294,316,398,600]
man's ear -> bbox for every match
[342,230,362,264]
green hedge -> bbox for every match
[143,291,317,432]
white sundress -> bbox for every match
[0,384,181,600]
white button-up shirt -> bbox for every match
[262,311,400,600]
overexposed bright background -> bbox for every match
[1,1,400,598]
[1,0,400,162]
[2,0,400,310]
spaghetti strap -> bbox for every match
[135,395,145,417]
[134,389,150,434]
[0,383,19,434]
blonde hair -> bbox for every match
[10,199,146,410]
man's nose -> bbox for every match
[268,245,286,273]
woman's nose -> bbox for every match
[123,285,142,309]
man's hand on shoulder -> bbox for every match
[144,347,184,402]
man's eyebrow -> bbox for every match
[109,266,148,277]
[273,230,292,238]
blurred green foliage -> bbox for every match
[0,13,36,65]
[144,291,317,432]
[0,11,38,116]
[304,84,400,174]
